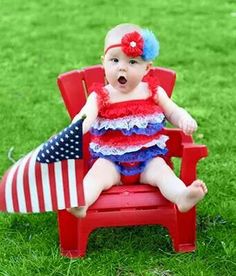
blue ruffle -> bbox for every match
[115,161,147,176]
[90,145,168,163]
[90,122,165,136]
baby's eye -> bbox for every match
[111,58,119,63]
[129,59,138,65]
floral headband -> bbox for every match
[105,29,160,61]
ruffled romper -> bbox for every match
[89,77,169,182]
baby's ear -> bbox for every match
[146,62,153,72]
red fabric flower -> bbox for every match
[121,31,144,57]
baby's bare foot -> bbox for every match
[177,180,208,212]
[67,207,87,218]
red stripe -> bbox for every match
[75,160,85,206]
[61,160,70,209]
[48,163,58,211]
[23,157,33,213]
[0,170,10,212]
[35,162,45,212]
[11,166,20,212]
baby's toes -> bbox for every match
[198,180,208,193]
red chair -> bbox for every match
[57,65,208,258]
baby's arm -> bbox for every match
[72,92,98,134]
[156,87,197,135]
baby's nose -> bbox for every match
[118,62,127,71]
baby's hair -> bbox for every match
[104,23,142,51]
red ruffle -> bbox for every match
[90,72,162,117]
[143,71,161,101]
[99,99,164,119]
[89,83,110,110]
[91,131,164,148]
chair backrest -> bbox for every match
[57,65,176,171]
[57,65,176,120]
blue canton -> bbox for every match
[36,119,83,163]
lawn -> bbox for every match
[0,0,235,275]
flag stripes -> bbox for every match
[0,147,83,213]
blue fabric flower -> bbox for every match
[141,29,160,61]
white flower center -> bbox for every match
[130,41,136,48]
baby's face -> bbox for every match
[103,47,151,94]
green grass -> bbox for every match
[0,0,236,275]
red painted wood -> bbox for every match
[56,65,208,258]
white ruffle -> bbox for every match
[91,113,165,131]
[90,135,169,156]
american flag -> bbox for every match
[0,119,84,213]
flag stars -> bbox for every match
[36,119,83,163]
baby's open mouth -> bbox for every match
[118,76,127,84]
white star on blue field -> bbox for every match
[36,119,83,163]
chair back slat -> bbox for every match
[83,65,105,95]
[57,70,87,119]
[149,67,176,97]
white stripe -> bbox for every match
[67,159,78,207]
[16,152,32,213]
[28,148,40,212]
[54,162,65,210]
[5,159,22,212]
[40,164,52,212]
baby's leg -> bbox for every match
[140,157,207,212]
[68,158,120,218]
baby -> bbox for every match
[69,23,207,218]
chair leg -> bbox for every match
[57,210,90,258]
[171,208,196,252]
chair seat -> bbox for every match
[89,184,173,211]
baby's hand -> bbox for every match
[178,116,198,135]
